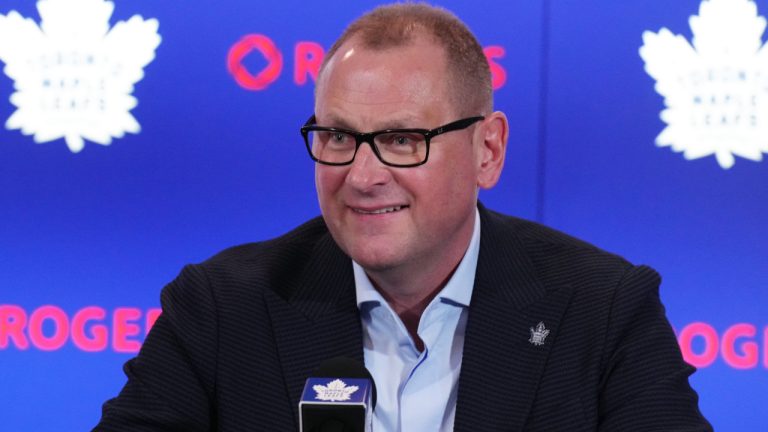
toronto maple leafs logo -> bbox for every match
[529,322,550,346]
[313,379,359,402]
[0,0,161,153]
[640,0,768,169]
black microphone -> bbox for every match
[299,357,377,432]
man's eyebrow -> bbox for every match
[320,114,422,131]
[320,114,355,130]
[376,118,421,130]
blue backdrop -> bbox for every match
[0,0,765,430]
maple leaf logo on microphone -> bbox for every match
[312,379,360,402]
[0,0,161,153]
[640,0,768,169]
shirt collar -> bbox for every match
[354,207,481,309]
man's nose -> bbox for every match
[345,141,391,190]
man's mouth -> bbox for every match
[352,205,409,215]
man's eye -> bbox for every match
[323,132,353,147]
[393,135,410,145]
[379,133,419,145]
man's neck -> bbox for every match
[369,267,459,351]
[363,213,477,349]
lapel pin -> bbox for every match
[529,322,550,346]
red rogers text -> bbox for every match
[2,305,766,369]
[227,34,507,91]
[0,305,161,353]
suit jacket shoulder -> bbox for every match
[95,216,362,431]
[454,206,710,431]
[198,215,333,302]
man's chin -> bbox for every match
[347,247,403,273]
[352,256,398,273]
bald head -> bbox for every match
[317,3,493,116]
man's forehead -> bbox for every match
[318,39,448,93]
[313,34,454,128]
[314,78,447,130]
[321,34,447,80]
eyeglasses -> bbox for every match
[300,115,485,167]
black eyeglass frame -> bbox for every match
[300,115,485,167]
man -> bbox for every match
[95,3,711,431]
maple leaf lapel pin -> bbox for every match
[529,322,550,346]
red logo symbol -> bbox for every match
[227,34,507,91]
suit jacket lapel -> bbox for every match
[454,208,574,431]
[266,233,363,426]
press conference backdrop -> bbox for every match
[0,0,765,430]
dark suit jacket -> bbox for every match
[94,206,711,431]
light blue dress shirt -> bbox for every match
[353,208,480,432]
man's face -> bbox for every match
[314,36,487,279]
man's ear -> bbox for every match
[475,111,508,189]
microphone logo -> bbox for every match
[312,379,360,402]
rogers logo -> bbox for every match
[2,303,767,372]
[0,305,160,353]
[677,322,768,370]
[227,34,508,91]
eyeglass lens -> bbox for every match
[308,130,428,165]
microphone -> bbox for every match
[299,357,377,432]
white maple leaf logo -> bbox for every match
[312,379,359,402]
[528,321,550,346]
[639,0,768,169]
[0,0,161,153]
